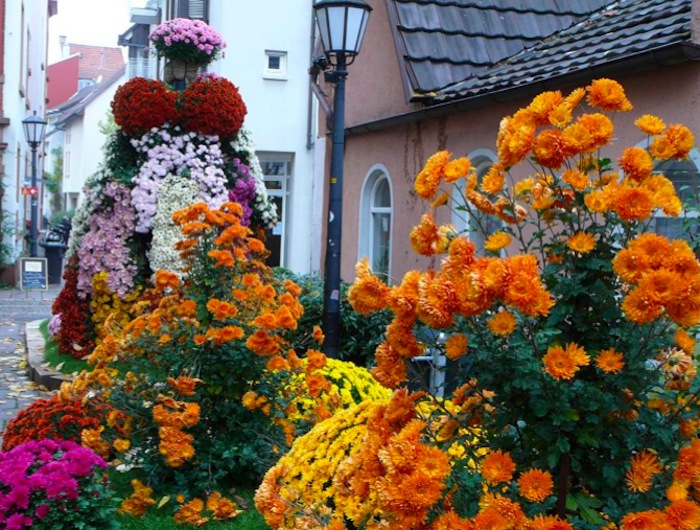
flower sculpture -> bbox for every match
[150,18,225,66]
[260,79,700,529]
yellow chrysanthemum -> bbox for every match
[635,114,666,135]
[567,231,596,254]
[484,231,512,252]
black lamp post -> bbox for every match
[313,0,372,356]
[22,111,47,257]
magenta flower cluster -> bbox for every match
[77,181,138,298]
[0,439,110,530]
[228,158,257,226]
[150,18,226,65]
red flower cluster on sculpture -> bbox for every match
[111,78,179,136]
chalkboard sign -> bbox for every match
[20,258,48,291]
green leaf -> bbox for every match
[566,491,605,525]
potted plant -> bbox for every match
[150,18,226,86]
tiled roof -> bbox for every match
[68,44,124,81]
[389,0,610,95]
[432,0,697,103]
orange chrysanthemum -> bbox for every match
[532,129,568,169]
[166,376,202,397]
[626,451,662,493]
[481,450,516,485]
[445,333,468,361]
[480,165,506,194]
[675,328,697,355]
[409,214,445,256]
[586,78,633,112]
[561,168,590,191]
[665,499,700,530]
[612,187,654,222]
[415,150,450,199]
[444,156,473,183]
[621,287,663,324]
[347,258,390,314]
[484,231,512,252]
[529,514,575,530]
[567,231,596,254]
[619,147,653,182]
[596,347,625,374]
[577,113,615,149]
[666,124,695,159]
[635,114,666,136]
[517,468,554,502]
[619,509,669,530]
[487,310,517,336]
[542,342,590,380]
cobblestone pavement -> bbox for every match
[0,285,60,444]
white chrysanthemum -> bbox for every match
[147,175,199,277]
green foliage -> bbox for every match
[40,319,89,375]
[43,146,64,212]
[273,268,391,366]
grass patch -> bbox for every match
[39,319,89,375]
[109,470,269,530]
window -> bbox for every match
[168,0,209,21]
[264,51,287,80]
[651,154,700,250]
[259,153,293,267]
[451,150,502,254]
[359,166,392,280]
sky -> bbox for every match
[48,0,148,64]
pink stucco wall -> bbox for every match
[338,59,700,283]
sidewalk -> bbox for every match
[0,285,61,445]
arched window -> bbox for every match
[358,166,393,280]
[450,150,501,254]
[652,155,700,248]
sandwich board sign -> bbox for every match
[20,257,48,291]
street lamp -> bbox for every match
[22,111,47,257]
[313,0,372,356]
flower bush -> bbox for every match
[260,79,700,529]
[0,439,118,530]
[51,258,93,358]
[179,75,247,140]
[61,202,304,503]
[150,18,225,65]
[111,77,178,136]
[1,395,121,452]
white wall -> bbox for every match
[3,0,51,261]
[62,74,126,203]
[209,1,321,274]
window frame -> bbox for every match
[358,164,393,281]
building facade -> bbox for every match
[0,0,55,283]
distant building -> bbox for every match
[0,0,56,284]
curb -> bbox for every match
[25,320,73,392]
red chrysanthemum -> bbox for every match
[178,76,247,139]
[111,77,178,135]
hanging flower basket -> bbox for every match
[150,18,225,66]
